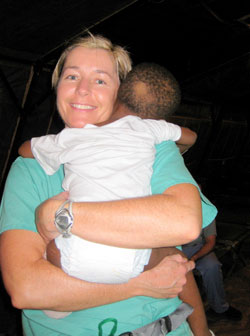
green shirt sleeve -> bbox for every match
[0,157,64,234]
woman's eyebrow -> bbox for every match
[62,66,79,72]
[62,67,111,77]
[95,69,113,78]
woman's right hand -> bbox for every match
[130,254,194,299]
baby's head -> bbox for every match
[117,62,181,119]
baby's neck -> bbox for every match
[95,102,136,127]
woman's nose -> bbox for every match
[76,78,90,95]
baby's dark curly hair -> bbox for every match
[117,62,181,119]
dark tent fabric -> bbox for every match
[0,0,250,197]
[0,1,250,335]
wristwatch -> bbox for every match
[54,200,74,238]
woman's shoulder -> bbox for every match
[6,157,64,198]
[12,156,63,176]
[0,157,64,233]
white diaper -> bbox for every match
[55,234,151,283]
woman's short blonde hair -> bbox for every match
[52,34,132,88]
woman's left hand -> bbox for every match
[35,191,69,244]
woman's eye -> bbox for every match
[96,79,106,85]
[66,75,78,80]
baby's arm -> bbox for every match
[18,140,34,158]
[176,127,197,154]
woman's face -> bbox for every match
[57,46,120,128]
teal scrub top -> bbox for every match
[0,141,217,335]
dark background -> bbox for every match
[0,0,250,202]
[0,1,250,334]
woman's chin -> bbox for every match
[66,120,89,128]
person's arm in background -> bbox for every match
[189,235,216,262]
[18,140,33,158]
[189,219,217,262]
[176,127,197,154]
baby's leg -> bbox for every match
[146,247,211,336]
[46,239,62,267]
[144,246,178,270]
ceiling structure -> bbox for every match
[96,0,250,108]
[0,0,250,195]
[0,0,249,106]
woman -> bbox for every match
[0,34,217,335]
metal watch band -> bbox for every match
[55,199,73,216]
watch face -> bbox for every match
[55,208,73,231]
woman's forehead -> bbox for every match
[64,46,117,74]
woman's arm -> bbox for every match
[71,183,202,248]
[0,143,202,311]
[36,142,202,247]
[0,230,194,310]
[36,184,202,247]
